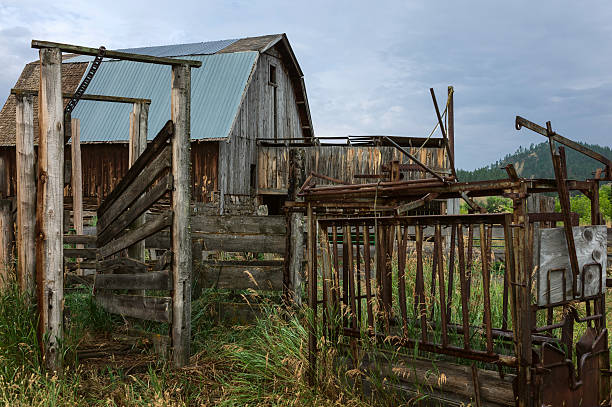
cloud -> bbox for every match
[0,0,611,170]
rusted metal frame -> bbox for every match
[467,224,474,300]
[301,180,447,197]
[429,88,457,180]
[310,171,346,185]
[457,224,471,350]
[345,225,358,330]
[362,224,375,331]
[502,214,517,341]
[548,133,580,296]
[397,225,409,336]
[416,226,428,343]
[479,224,493,353]
[318,224,331,336]
[510,185,532,407]
[342,224,349,328]
[435,225,449,347]
[430,233,438,321]
[355,226,362,324]
[396,192,439,215]
[306,203,317,385]
[32,40,202,67]
[381,135,446,182]
[380,225,394,334]
[501,228,510,332]
[332,226,341,309]
[516,115,612,179]
[504,163,519,181]
[317,213,509,227]
[341,327,517,367]
[446,224,456,323]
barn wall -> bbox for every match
[220,45,303,196]
[0,141,219,204]
[258,145,449,192]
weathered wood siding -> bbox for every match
[0,140,219,203]
[220,45,303,196]
[258,145,449,192]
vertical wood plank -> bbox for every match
[479,224,493,353]
[171,64,192,367]
[37,47,64,372]
[71,118,83,274]
[0,200,13,285]
[457,224,471,349]
[435,225,448,347]
[16,94,36,297]
[306,203,316,385]
[128,103,148,264]
[416,225,427,343]
[362,224,374,330]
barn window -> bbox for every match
[269,64,277,85]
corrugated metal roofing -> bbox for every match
[71,51,258,142]
[65,38,239,63]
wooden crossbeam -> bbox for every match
[32,40,202,67]
[11,88,151,104]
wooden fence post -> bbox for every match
[16,94,36,296]
[171,64,192,367]
[71,118,82,238]
[128,103,148,263]
[37,47,64,372]
[0,200,13,285]
[286,148,305,305]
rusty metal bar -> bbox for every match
[446,224,456,322]
[416,226,427,343]
[355,225,362,323]
[436,225,448,347]
[457,224,471,350]
[362,224,374,331]
[479,224,493,353]
[345,225,358,330]
[307,203,316,385]
[397,225,409,336]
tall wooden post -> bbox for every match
[0,200,13,285]
[286,148,305,305]
[447,86,454,164]
[171,64,192,367]
[37,47,64,372]
[16,94,36,296]
[128,103,148,262]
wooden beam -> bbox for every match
[63,248,97,259]
[15,93,36,297]
[97,120,173,216]
[198,261,283,291]
[97,145,171,235]
[36,47,64,372]
[98,211,172,259]
[0,200,13,286]
[11,88,151,104]
[191,215,286,235]
[94,292,171,322]
[31,40,202,67]
[71,118,83,270]
[97,173,172,246]
[97,257,147,274]
[287,148,305,305]
[127,103,148,264]
[63,234,96,244]
[94,272,170,291]
[171,64,193,367]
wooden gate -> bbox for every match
[93,119,192,365]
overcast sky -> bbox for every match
[1,1,610,170]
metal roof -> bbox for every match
[71,51,258,142]
[65,38,239,63]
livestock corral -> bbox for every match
[0,38,610,406]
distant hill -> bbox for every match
[457,142,612,182]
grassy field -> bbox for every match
[0,249,607,406]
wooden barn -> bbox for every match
[0,33,453,215]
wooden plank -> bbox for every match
[94,272,170,291]
[147,231,286,253]
[0,200,13,284]
[171,63,192,367]
[71,118,83,238]
[97,173,172,246]
[127,102,149,264]
[32,40,202,67]
[191,215,286,235]
[97,257,147,274]
[36,47,64,372]
[97,120,173,217]
[198,261,283,290]
[94,292,171,322]
[63,235,96,244]
[15,93,36,297]
[97,145,171,235]
[64,248,97,259]
[12,88,151,104]
[99,212,172,259]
